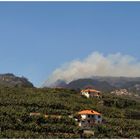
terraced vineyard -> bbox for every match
[0,87,140,138]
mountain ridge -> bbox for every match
[0,73,34,88]
[45,76,140,94]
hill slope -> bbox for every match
[0,87,140,138]
[65,79,115,92]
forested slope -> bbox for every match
[0,87,140,138]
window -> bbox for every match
[98,115,101,118]
[88,115,90,118]
[88,120,90,123]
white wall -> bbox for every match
[81,91,90,98]
[80,114,102,121]
[81,114,87,119]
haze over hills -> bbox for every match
[91,76,140,87]
[42,51,140,94]
[51,78,116,92]
[44,76,140,95]
[44,52,140,87]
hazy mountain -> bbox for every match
[0,73,33,88]
[91,76,140,88]
[91,76,140,94]
[45,76,140,94]
[65,78,115,92]
[45,78,115,92]
[47,79,67,88]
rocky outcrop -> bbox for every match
[0,73,33,88]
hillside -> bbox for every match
[65,79,115,92]
[0,73,33,88]
[47,79,116,92]
[91,76,140,87]
[0,87,140,138]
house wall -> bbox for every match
[81,91,90,98]
[81,114,102,121]
[81,114,87,119]
[81,91,101,98]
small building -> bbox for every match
[111,89,132,96]
[78,110,102,128]
[81,89,101,98]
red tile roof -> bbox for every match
[78,110,101,115]
[81,89,101,93]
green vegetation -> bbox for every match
[0,87,140,138]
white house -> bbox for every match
[81,89,102,98]
[78,110,102,128]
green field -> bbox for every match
[0,87,140,138]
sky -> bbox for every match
[0,2,140,87]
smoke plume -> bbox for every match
[44,52,140,86]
